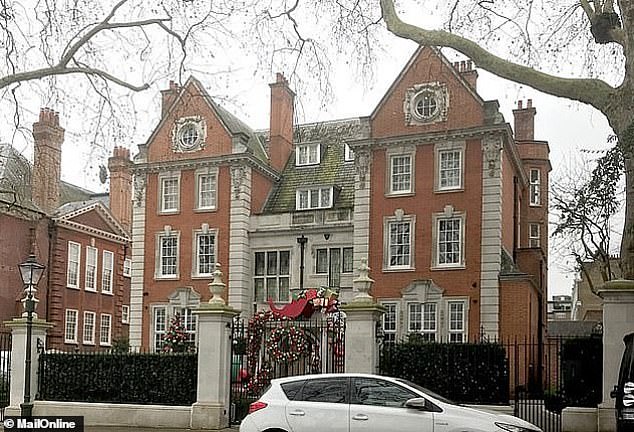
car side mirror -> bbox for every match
[404,398,428,410]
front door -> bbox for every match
[285,377,349,432]
[349,377,434,432]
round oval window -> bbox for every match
[414,91,438,119]
[179,123,200,149]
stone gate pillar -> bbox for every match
[597,280,634,432]
[340,258,384,374]
[191,267,239,430]
[3,318,54,416]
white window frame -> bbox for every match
[344,143,354,162]
[153,306,167,352]
[529,168,541,206]
[122,305,130,324]
[195,169,218,211]
[383,215,416,271]
[85,246,98,292]
[315,247,354,274]
[435,142,465,192]
[99,313,112,346]
[407,302,422,332]
[176,308,198,346]
[432,211,465,269]
[447,300,467,343]
[159,173,181,213]
[296,186,333,210]
[529,223,540,248]
[295,143,321,166]
[66,241,81,289]
[193,230,217,277]
[253,250,291,303]
[123,258,131,278]
[156,231,180,279]
[408,302,437,341]
[388,154,413,195]
[64,309,78,344]
[381,302,398,343]
[83,311,96,345]
[101,250,114,294]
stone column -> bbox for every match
[190,267,239,430]
[228,164,252,316]
[597,280,634,432]
[340,259,384,374]
[3,318,54,415]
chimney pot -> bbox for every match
[460,61,466,71]
[518,100,523,109]
[527,99,533,108]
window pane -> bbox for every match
[161,236,178,276]
[255,252,265,276]
[316,249,328,274]
[352,378,416,407]
[267,252,278,275]
[438,218,461,265]
[309,144,318,163]
[342,248,353,273]
[391,155,411,193]
[254,279,265,302]
[279,277,290,302]
[197,233,215,275]
[102,251,113,293]
[320,188,331,207]
[279,251,290,275]
[382,303,397,332]
[198,174,216,209]
[281,380,306,400]
[298,190,309,209]
[299,379,347,403]
[389,222,411,267]
[440,150,461,189]
[266,278,278,301]
[423,303,436,331]
[408,303,422,332]
[162,178,179,211]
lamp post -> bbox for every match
[18,254,45,418]
[296,234,307,291]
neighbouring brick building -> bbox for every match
[0,109,132,351]
[130,46,550,351]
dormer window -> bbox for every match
[296,143,320,166]
[344,143,354,162]
[296,187,333,210]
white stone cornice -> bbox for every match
[54,219,129,244]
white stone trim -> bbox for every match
[479,135,503,339]
[353,148,371,293]
[129,172,146,350]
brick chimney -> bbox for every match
[32,107,64,214]
[513,99,537,141]
[453,60,478,90]
[160,80,180,117]
[269,73,295,171]
[108,146,133,231]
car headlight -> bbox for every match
[496,422,539,432]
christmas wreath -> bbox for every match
[266,325,310,363]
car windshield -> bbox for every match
[395,378,455,405]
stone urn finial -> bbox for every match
[208,264,226,305]
[352,258,375,302]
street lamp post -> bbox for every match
[296,234,308,291]
[18,254,45,418]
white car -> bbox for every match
[239,373,542,432]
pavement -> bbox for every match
[2,427,239,431]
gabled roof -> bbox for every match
[370,45,485,120]
[0,143,93,213]
[53,199,129,240]
[263,118,362,213]
[145,76,269,163]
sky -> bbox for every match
[2,3,618,300]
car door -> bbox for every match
[349,377,434,432]
[285,377,349,432]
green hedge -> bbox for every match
[38,352,197,405]
[380,341,509,404]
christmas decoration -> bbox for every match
[267,287,339,318]
[163,313,193,353]
[266,326,309,362]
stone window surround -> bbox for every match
[385,146,416,197]
[434,141,466,193]
[66,241,81,289]
[194,167,218,212]
[431,207,466,270]
[403,81,449,126]
[83,311,96,345]
[154,228,181,280]
[191,226,218,279]
[171,116,207,153]
[380,297,469,342]
[383,211,416,272]
[150,288,201,352]
[157,171,181,215]
[64,308,78,344]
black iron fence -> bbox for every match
[0,331,10,421]
[230,313,345,424]
[37,350,197,405]
[379,335,603,432]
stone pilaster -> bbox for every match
[352,147,371,302]
[228,164,252,316]
[479,135,503,339]
[128,171,147,350]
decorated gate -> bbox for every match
[229,289,345,424]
